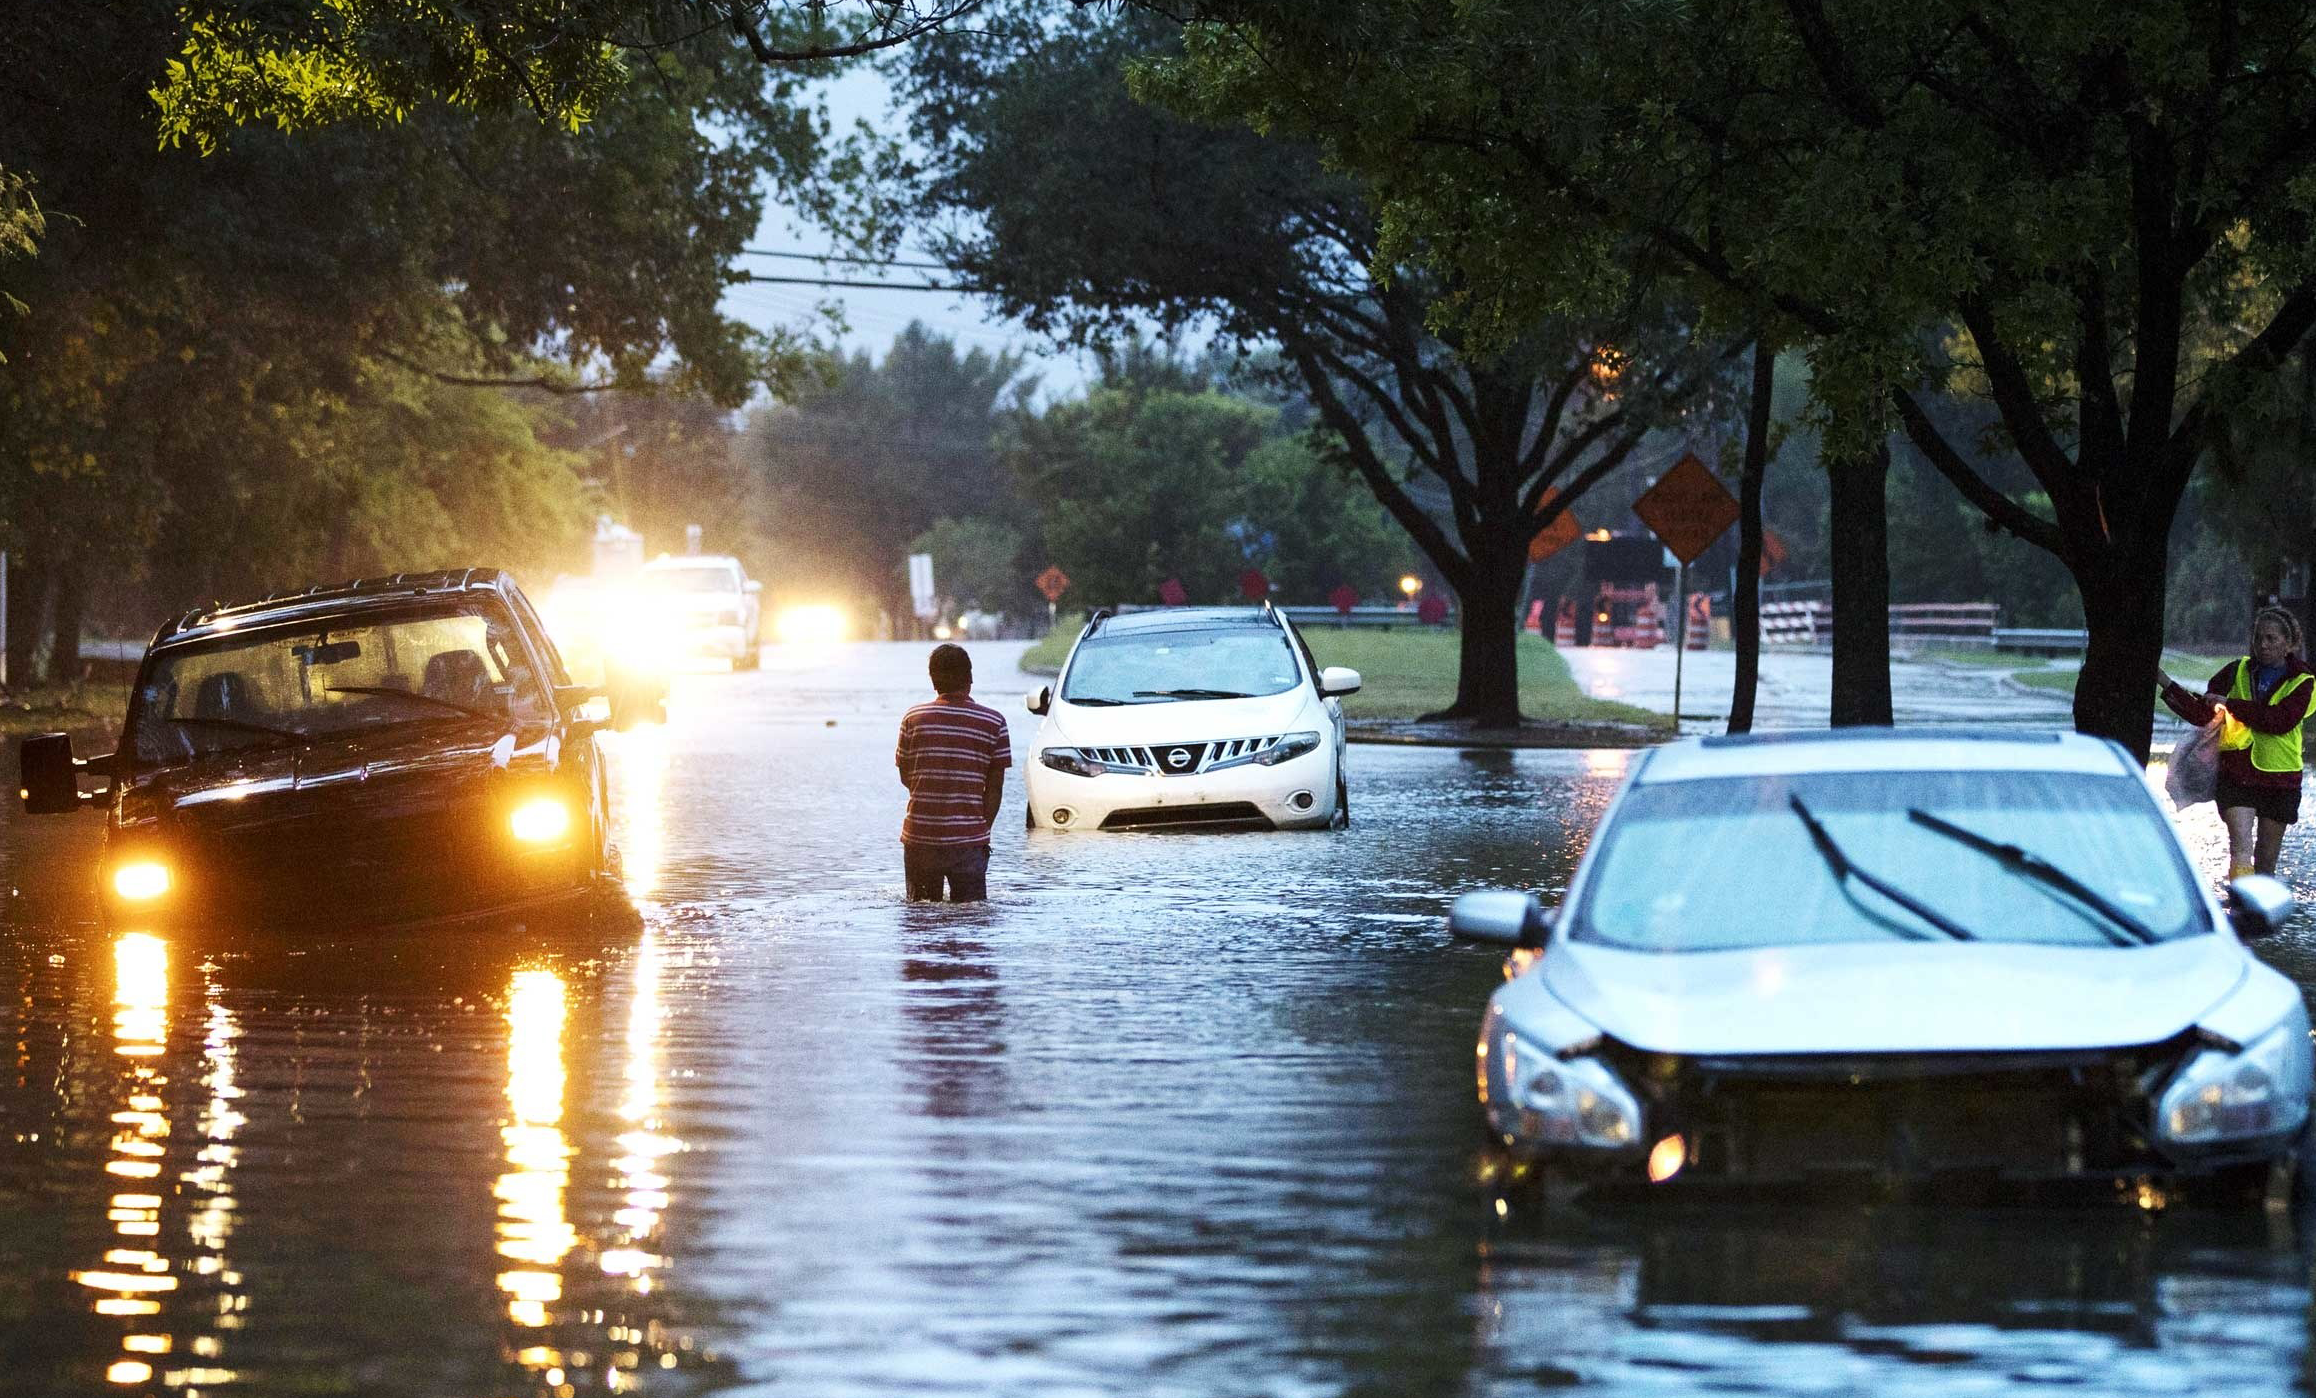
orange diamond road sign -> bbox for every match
[1035,566,1070,603]
[1528,487,1584,563]
[1632,452,1739,564]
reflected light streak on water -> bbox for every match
[610,724,668,900]
[609,931,676,1292]
[496,969,576,1333]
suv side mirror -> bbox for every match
[1318,666,1362,697]
[1025,685,1051,716]
[2228,874,2295,940]
[1448,889,1551,948]
[19,733,84,814]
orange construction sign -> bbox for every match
[1632,453,1739,564]
[1528,488,1584,563]
[1035,566,1071,603]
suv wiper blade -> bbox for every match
[1133,688,1255,699]
[1906,807,2157,946]
[326,685,497,720]
[1065,695,1129,706]
[168,715,305,744]
[1789,793,1976,941]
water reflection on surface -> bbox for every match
[6,648,2316,1396]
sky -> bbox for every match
[718,64,1096,402]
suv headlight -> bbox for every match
[1038,748,1107,778]
[1252,731,1321,766]
[1494,1028,1642,1149]
[2158,1021,2314,1145]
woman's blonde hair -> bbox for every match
[2252,605,2306,663]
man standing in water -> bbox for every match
[896,643,1010,901]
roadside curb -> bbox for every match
[1347,721,1667,750]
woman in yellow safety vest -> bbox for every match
[2160,606,2314,878]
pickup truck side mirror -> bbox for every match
[1447,889,1551,948]
[1318,666,1362,697]
[2228,874,2296,940]
[1025,685,1052,716]
[19,733,85,814]
[744,578,763,594]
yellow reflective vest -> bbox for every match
[2224,658,2315,773]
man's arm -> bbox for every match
[981,767,1003,823]
[896,716,915,790]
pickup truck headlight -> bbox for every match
[510,796,573,845]
[2159,1021,2314,1145]
[1038,748,1108,778]
[1496,1028,1642,1149]
[111,860,172,902]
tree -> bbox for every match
[1153,0,2316,759]
[746,324,1031,625]
[0,1,805,676]
[889,4,1745,725]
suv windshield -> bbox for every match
[646,565,739,594]
[1573,769,2205,951]
[126,602,549,764]
[1061,627,1303,705]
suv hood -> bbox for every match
[1043,689,1318,746]
[1532,936,2245,1055]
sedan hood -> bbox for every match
[1045,689,1316,746]
[1536,936,2246,1055]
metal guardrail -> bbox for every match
[1991,627,2089,655]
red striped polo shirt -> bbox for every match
[896,693,1011,846]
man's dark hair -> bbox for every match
[929,643,972,693]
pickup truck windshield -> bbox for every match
[126,603,550,763]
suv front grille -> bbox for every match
[1081,735,1291,775]
[1100,802,1270,830]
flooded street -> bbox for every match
[5,641,2316,1396]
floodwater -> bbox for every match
[2,641,2314,1397]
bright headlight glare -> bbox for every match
[1496,1028,1642,1149]
[112,861,172,902]
[1038,748,1106,778]
[2160,1022,2311,1144]
[510,796,573,845]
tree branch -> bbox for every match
[1890,385,2067,558]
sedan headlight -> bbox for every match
[510,796,573,845]
[111,860,172,902]
[1496,1029,1643,1149]
[2158,1022,2314,1145]
[1038,748,1108,778]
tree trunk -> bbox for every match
[1827,434,1893,726]
[1729,339,1774,733]
[1424,553,1525,727]
[4,545,41,689]
[2072,554,2169,763]
[43,555,86,685]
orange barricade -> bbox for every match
[1686,593,1711,650]
[1554,597,1577,647]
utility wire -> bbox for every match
[740,247,956,272]
[737,272,981,293]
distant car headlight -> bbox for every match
[1038,748,1108,778]
[510,796,573,845]
[774,605,847,645]
[2159,1020,2313,1145]
[1496,1028,1643,1149]
[112,860,172,902]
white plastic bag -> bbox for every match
[2166,718,2221,809]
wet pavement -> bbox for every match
[1563,647,2089,734]
[2,640,2314,1396]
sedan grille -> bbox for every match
[1080,735,1290,775]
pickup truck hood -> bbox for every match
[123,721,534,834]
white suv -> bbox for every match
[1024,606,1361,832]
[641,554,762,669]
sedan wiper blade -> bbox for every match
[326,685,497,720]
[1133,688,1256,699]
[1789,793,1976,941]
[1905,807,2158,946]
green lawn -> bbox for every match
[0,682,128,738]
[2008,650,2238,697]
[1020,616,1664,727]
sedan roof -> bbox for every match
[1636,727,2138,783]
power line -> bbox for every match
[740,247,956,273]
[737,272,980,293]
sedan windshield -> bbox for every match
[127,604,549,764]
[1573,769,2206,951]
[1061,628,1303,705]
